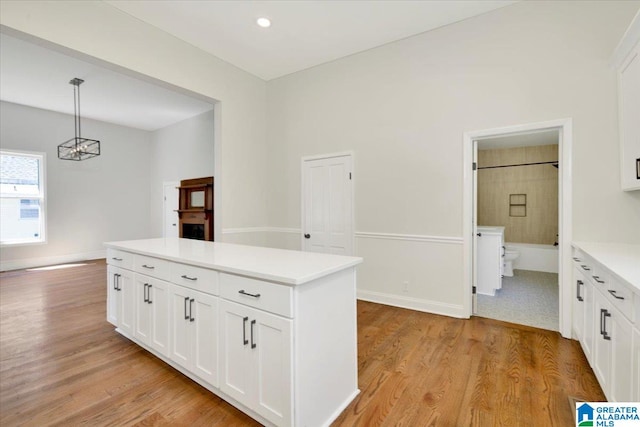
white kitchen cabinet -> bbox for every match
[572,243,639,402]
[614,11,640,191]
[107,264,135,337]
[572,258,595,364]
[134,275,170,357]
[476,226,504,296]
[169,284,218,387]
[105,237,361,427]
[219,299,292,427]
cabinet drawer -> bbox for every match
[106,249,133,270]
[172,263,219,295]
[134,255,172,281]
[606,276,634,322]
[220,273,293,318]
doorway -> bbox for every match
[163,181,180,238]
[463,119,573,338]
[301,152,354,255]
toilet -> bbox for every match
[503,248,520,277]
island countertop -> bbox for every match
[105,237,363,285]
[572,241,640,293]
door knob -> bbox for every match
[304,234,311,239]
[476,232,482,237]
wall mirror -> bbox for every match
[190,190,205,208]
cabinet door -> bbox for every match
[192,290,218,387]
[149,278,170,357]
[252,309,293,427]
[119,269,135,337]
[609,308,633,402]
[593,290,612,397]
[134,275,151,344]
[634,328,640,401]
[572,268,585,341]
[619,43,640,191]
[219,300,253,407]
[169,284,192,370]
[107,266,120,326]
[582,278,594,364]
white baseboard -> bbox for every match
[0,250,107,272]
[357,289,467,319]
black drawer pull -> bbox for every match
[148,284,152,304]
[239,290,261,298]
[111,257,123,261]
[576,280,584,302]
[608,290,625,300]
[243,317,249,345]
[581,265,591,271]
[250,319,256,349]
[181,274,197,281]
[592,275,605,284]
[184,297,189,320]
[142,264,155,269]
[189,299,195,322]
[572,257,581,262]
[144,283,149,302]
[603,310,611,341]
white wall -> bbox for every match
[0,101,152,270]
[265,1,640,317]
[0,0,268,240]
[149,109,215,237]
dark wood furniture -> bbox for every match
[177,176,214,241]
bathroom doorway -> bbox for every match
[475,132,560,330]
[463,119,573,337]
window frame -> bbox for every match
[0,149,47,246]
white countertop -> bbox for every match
[105,238,363,285]
[572,242,640,292]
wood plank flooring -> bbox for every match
[0,260,604,426]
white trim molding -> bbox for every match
[357,289,466,319]
[355,231,463,245]
[222,227,300,235]
[0,249,106,272]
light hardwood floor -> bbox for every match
[0,259,604,426]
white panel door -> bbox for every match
[134,275,151,344]
[219,299,253,407]
[302,154,353,255]
[169,285,192,370]
[149,278,170,357]
[119,270,135,337]
[107,266,119,326]
[163,182,179,238]
[192,290,218,387]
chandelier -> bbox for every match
[57,78,100,161]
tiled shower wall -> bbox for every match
[477,144,559,245]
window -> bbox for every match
[0,150,46,245]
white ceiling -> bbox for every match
[106,0,516,81]
[0,1,517,130]
[0,33,214,131]
[479,129,560,150]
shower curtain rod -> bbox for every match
[478,160,559,170]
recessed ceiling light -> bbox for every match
[256,17,271,28]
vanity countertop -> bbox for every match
[105,237,363,285]
[572,241,640,292]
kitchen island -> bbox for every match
[105,237,363,427]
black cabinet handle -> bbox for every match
[113,273,118,290]
[608,290,625,300]
[501,246,505,257]
[576,280,584,302]
[243,316,249,345]
[592,275,605,284]
[116,274,121,291]
[111,257,123,261]
[144,283,149,302]
[148,284,152,304]
[250,319,256,349]
[572,257,581,262]
[189,299,195,322]
[603,310,611,340]
[181,274,197,281]
[581,265,591,271]
[600,308,605,336]
[184,297,189,320]
[304,234,311,239]
[142,264,155,270]
[239,290,261,298]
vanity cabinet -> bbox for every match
[572,244,639,402]
[613,11,640,191]
[476,226,505,296]
[105,237,361,427]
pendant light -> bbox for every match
[57,78,100,161]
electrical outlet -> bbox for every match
[402,281,409,293]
